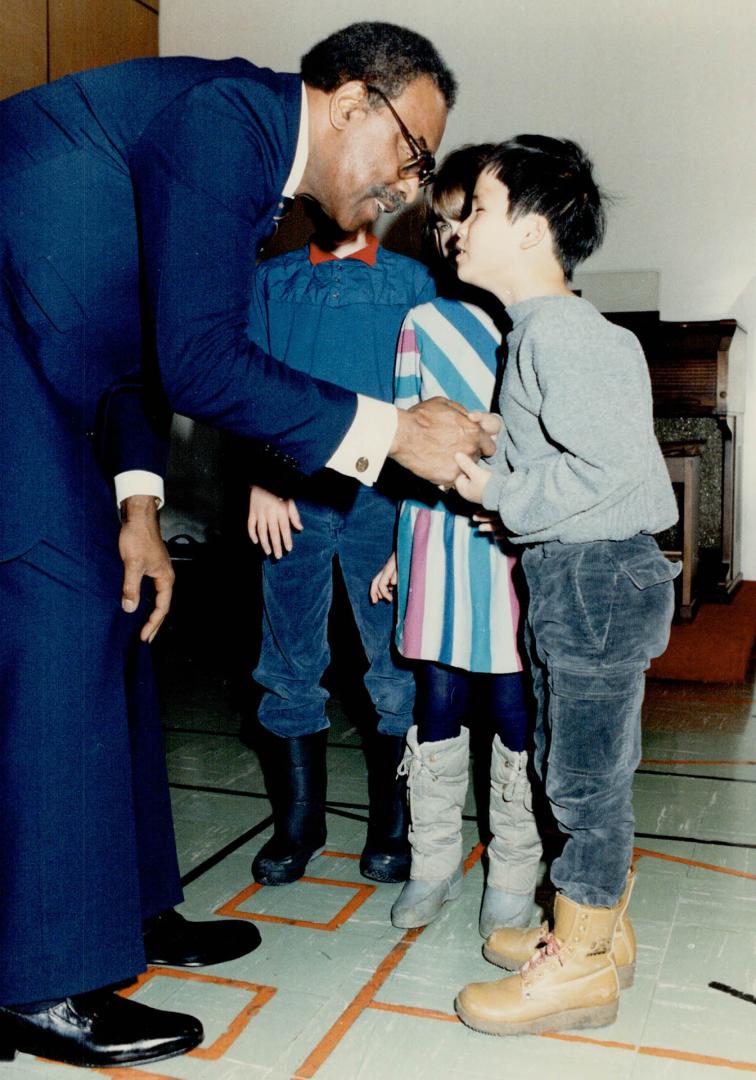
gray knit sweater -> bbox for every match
[481,295,678,544]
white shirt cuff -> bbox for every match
[326,395,398,486]
[114,470,165,509]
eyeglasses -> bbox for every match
[365,84,436,188]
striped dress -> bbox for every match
[394,298,523,674]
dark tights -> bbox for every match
[414,662,529,751]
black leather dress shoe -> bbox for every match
[0,991,203,1068]
[143,909,261,967]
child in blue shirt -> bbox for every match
[246,224,435,888]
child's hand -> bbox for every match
[453,453,491,505]
[248,485,303,558]
[473,510,506,538]
[467,411,503,443]
[370,553,397,603]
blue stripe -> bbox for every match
[438,513,457,664]
[468,532,492,671]
[394,373,420,403]
[416,330,488,412]
[441,301,500,377]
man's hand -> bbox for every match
[370,552,397,603]
[389,398,496,487]
[248,485,303,559]
[119,495,174,643]
[453,452,492,506]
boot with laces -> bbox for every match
[479,737,542,938]
[456,890,623,1036]
[390,726,469,929]
[483,866,637,988]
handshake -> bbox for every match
[389,397,502,499]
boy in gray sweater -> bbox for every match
[451,136,680,1037]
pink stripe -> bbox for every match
[397,327,417,354]
[402,509,431,656]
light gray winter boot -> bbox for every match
[390,726,469,929]
[479,735,542,938]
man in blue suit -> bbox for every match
[0,21,492,1070]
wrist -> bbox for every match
[120,494,161,523]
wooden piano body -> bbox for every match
[605,312,747,616]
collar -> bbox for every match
[309,232,380,266]
[281,83,309,198]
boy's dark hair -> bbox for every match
[301,22,457,108]
[484,135,606,277]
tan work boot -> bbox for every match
[483,866,637,989]
[455,892,622,1036]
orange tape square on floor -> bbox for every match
[215,851,376,931]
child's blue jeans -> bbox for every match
[521,534,679,908]
[254,483,415,739]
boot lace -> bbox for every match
[397,747,440,786]
[520,931,563,982]
[498,750,532,808]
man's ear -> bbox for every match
[519,213,549,252]
[329,81,371,131]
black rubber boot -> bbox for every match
[359,732,411,883]
[252,729,328,885]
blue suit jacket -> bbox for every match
[0,56,357,561]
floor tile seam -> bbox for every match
[634,831,756,853]
[639,758,756,768]
[634,847,756,880]
[181,816,274,887]
[170,782,270,799]
[636,769,756,785]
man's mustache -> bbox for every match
[369,187,405,213]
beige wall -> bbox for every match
[160,0,756,577]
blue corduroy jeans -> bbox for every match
[521,534,679,907]
[254,482,415,739]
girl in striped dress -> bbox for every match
[371,146,542,935]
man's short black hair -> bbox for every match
[484,136,606,278]
[301,22,457,108]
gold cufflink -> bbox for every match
[355,457,369,473]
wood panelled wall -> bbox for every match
[0,0,158,101]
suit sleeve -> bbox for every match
[129,77,357,477]
[97,378,170,484]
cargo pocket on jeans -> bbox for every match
[620,550,681,590]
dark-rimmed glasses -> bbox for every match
[365,84,436,188]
